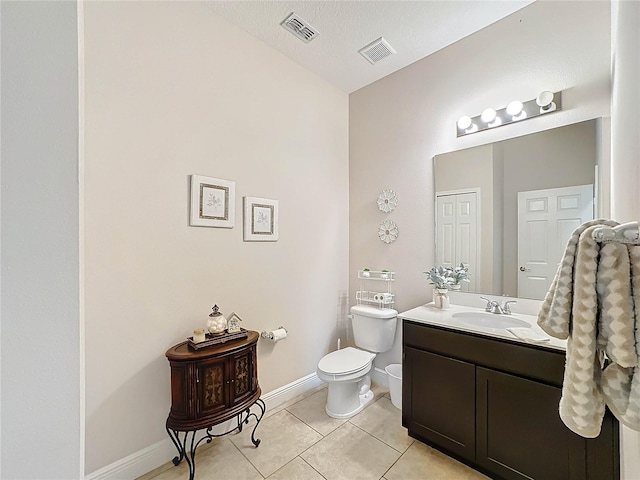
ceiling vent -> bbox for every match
[358,37,396,65]
[281,13,319,43]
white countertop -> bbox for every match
[399,303,567,352]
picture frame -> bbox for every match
[243,196,279,241]
[190,175,235,228]
[226,312,243,333]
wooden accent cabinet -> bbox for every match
[403,321,619,480]
[165,331,264,479]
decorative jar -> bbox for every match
[433,288,450,309]
[207,305,227,334]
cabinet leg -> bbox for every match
[166,426,185,466]
[246,398,265,447]
[166,427,198,480]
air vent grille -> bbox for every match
[358,37,396,65]
[281,13,319,43]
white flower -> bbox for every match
[378,220,399,244]
[377,189,398,213]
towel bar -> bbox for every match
[593,221,639,244]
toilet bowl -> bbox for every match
[317,304,398,419]
[317,347,376,418]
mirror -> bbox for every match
[434,119,606,300]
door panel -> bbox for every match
[406,347,476,460]
[476,367,585,480]
[436,191,479,291]
[518,184,593,298]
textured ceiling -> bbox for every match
[208,1,535,93]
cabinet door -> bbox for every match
[405,347,476,460]
[197,356,229,418]
[476,367,586,480]
[230,346,255,406]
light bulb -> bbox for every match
[536,91,556,112]
[506,100,523,116]
[481,108,496,123]
[457,116,472,130]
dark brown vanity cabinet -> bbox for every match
[403,321,619,480]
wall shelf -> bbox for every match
[356,270,395,308]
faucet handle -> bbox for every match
[479,296,493,312]
[502,300,517,314]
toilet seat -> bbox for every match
[318,347,375,376]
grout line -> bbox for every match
[298,456,329,480]
[228,431,266,479]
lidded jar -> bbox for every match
[207,305,227,334]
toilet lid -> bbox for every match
[318,347,374,375]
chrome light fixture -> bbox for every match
[456,91,562,137]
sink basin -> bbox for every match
[451,311,531,330]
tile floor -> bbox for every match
[140,385,488,480]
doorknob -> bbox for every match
[519,266,531,272]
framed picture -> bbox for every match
[243,196,278,241]
[190,175,235,228]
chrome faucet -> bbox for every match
[480,297,517,314]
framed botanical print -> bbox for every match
[190,175,235,228]
[243,196,278,241]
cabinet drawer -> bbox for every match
[404,320,564,387]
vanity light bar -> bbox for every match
[456,91,562,137]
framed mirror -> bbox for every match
[433,118,609,300]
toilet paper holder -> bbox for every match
[261,326,288,341]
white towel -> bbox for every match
[506,327,550,344]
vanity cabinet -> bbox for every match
[403,320,619,480]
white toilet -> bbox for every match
[317,304,397,419]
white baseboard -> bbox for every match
[85,438,175,480]
[85,372,323,480]
[260,372,324,412]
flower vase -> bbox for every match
[433,288,450,309]
[450,284,461,291]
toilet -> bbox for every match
[317,304,397,419]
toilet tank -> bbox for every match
[351,304,398,353]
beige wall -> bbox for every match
[83,2,348,473]
[349,1,611,370]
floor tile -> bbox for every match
[300,422,401,480]
[264,393,308,420]
[384,441,489,480]
[267,457,325,480]
[287,389,348,436]
[191,438,263,480]
[143,438,261,480]
[230,409,323,477]
[350,396,414,453]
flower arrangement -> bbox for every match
[425,266,452,290]
[449,263,470,286]
[425,263,470,290]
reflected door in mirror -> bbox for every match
[436,191,478,292]
[517,184,594,299]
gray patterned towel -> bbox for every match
[538,219,618,339]
[601,245,640,431]
[538,219,640,437]
[556,225,606,437]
